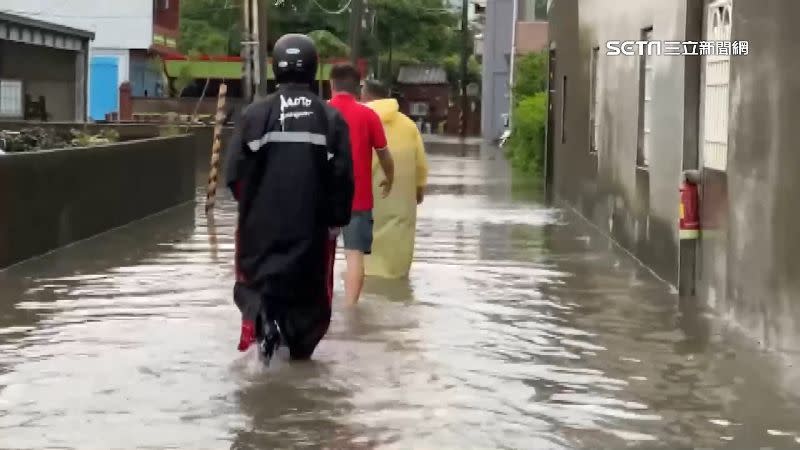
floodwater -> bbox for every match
[2,148,800,449]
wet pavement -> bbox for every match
[2,147,800,449]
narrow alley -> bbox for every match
[1,148,799,449]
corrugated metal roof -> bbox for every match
[397,65,448,85]
[0,12,94,40]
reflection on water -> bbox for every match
[1,149,800,449]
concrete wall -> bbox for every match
[0,134,197,268]
[698,0,800,355]
[548,0,698,286]
[0,41,80,121]
[3,0,153,50]
[480,0,514,141]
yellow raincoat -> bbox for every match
[365,98,428,279]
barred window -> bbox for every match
[0,80,23,118]
[637,27,654,167]
[702,0,732,171]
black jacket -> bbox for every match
[225,85,353,302]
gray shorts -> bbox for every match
[342,210,373,254]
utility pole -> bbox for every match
[255,0,269,98]
[349,0,364,65]
[508,0,519,129]
[241,0,253,102]
[460,0,470,137]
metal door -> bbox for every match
[89,56,119,121]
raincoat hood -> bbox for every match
[368,98,400,124]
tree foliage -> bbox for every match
[307,29,350,58]
[442,54,481,87]
[513,51,548,103]
[180,0,242,55]
[507,93,547,175]
[179,0,475,86]
[506,51,549,176]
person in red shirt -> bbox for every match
[329,64,395,306]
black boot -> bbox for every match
[258,309,282,366]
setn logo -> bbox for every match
[606,40,662,56]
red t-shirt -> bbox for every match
[329,93,387,212]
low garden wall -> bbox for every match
[0,123,453,268]
[0,134,197,268]
[0,121,234,184]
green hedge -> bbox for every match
[507,92,547,175]
[506,51,549,176]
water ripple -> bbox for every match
[0,154,798,449]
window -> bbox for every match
[0,79,23,118]
[702,0,732,171]
[409,102,429,117]
[637,27,654,167]
[589,46,599,153]
[561,76,567,143]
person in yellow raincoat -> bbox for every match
[361,80,429,279]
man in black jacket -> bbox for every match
[224,34,354,364]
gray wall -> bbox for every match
[548,0,696,286]
[698,0,800,355]
[480,0,514,141]
[0,135,196,268]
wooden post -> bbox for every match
[205,83,228,214]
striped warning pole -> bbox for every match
[458,106,465,137]
[205,83,228,214]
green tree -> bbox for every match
[180,0,242,55]
[179,0,474,87]
[506,51,549,176]
[308,29,350,58]
[369,0,460,61]
[507,92,547,175]
[443,53,481,92]
[512,51,548,103]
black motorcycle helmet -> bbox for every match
[272,33,318,85]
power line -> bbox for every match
[310,0,353,15]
